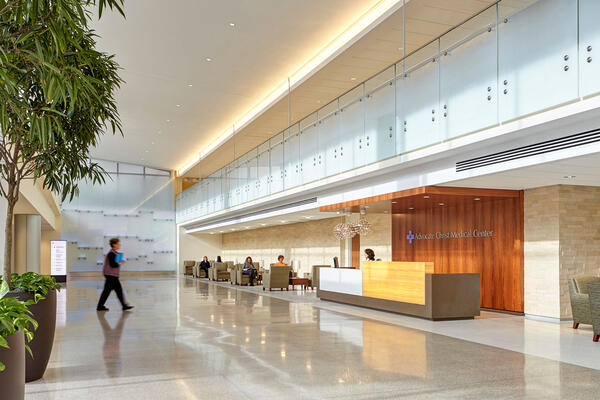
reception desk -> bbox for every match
[318,262,480,320]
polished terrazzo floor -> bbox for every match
[26,277,600,399]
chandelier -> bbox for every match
[333,208,371,240]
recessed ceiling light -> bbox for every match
[230,228,235,231]
[260,223,266,226]
[145,150,149,153]
[408,207,415,210]
[563,175,576,179]
[229,22,235,27]
[439,203,444,206]
[176,104,181,107]
[219,231,224,233]
[474,198,481,201]
[350,77,356,81]
[304,216,312,219]
[151,141,155,145]
[398,47,404,51]
[280,220,287,223]
[205,57,212,62]
[423,195,430,199]
[391,201,397,204]
[244,226,250,229]
[209,232,214,235]
[166,119,171,122]
[187,84,193,87]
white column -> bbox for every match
[26,215,41,273]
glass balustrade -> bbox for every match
[176,0,600,223]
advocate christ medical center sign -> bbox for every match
[405,229,494,244]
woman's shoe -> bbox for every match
[96,306,109,311]
[123,305,134,311]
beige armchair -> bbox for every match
[209,262,229,281]
[310,265,331,289]
[230,264,241,284]
[237,262,260,286]
[193,262,208,278]
[183,260,195,276]
[568,276,600,329]
[263,266,290,291]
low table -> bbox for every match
[289,277,310,290]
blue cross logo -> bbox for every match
[406,230,415,244]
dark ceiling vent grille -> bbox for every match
[456,128,600,172]
[185,197,317,231]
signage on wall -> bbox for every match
[406,229,493,244]
[50,240,67,280]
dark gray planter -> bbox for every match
[8,289,57,382]
[0,330,25,400]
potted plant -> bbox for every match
[0,280,37,400]
[9,273,61,382]
[0,1,126,287]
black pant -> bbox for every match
[97,275,126,308]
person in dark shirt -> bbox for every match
[216,256,222,263]
[97,238,134,312]
[199,256,211,278]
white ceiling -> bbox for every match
[90,0,386,170]
[443,152,600,190]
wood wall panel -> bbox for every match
[392,196,523,312]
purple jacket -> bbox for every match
[103,249,120,277]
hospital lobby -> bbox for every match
[2,0,600,399]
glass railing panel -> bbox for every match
[439,6,498,140]
[339,85,364,171]
[299,112,322,184]
[579,0,600,97]
[319,99,341,177]
[498,0,577,122]
[246,152,258,202]
[396,40,441,154]
[364,65,396,164]
[257,144,270,198]
[284,125,301,189]
[269,133,284,194]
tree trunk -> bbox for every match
[2,198,15,285]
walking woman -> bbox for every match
[97,238,134,312]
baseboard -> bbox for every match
[525,313,572,323]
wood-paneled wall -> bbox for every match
[392,195,524,312]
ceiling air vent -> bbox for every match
[456,128,600,172]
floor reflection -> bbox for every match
[25,277,600,400]
[97,312,131,378]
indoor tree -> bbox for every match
[0,0,125,284]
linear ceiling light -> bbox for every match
[178,0,406,176]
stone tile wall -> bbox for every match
[524,185,600,319]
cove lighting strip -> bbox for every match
[178,0,407,176]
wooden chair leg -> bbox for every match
[573,322,580,329]
[594,334,599,342]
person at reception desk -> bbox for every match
[242,257,257,286]
[364,248,375,262]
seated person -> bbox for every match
[199,256,211,277]
[242,256,257,286]
[274,255,287,266]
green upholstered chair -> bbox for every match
[568,276,600,329]
[193,262,207,278]
[209,262,229,281]
[587,282,600,342]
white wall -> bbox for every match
[177,227,222,274]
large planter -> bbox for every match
[0,330,26,400]
[9,289,57,382]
